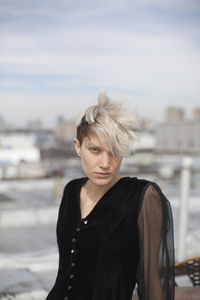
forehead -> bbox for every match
[83,131,108,147]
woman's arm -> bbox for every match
[137,183,175,300]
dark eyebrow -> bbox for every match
[87,143,101,148]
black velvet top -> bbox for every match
[46,176,175,300]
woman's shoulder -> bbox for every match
[63,177,87,192]
[121,176,151,190]
[123,176,162,189]
[121,177,166,201]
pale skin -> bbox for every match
[73,131,123,219]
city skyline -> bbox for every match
[1,0,200,128]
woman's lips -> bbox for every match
[94,172,111,177]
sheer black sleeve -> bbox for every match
[136,182,175,300]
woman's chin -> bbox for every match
[89,174,120,187]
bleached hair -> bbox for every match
[76,89,139,157]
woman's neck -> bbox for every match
[84,175,121,203]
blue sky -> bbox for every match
[0,0,200,128]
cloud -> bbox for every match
[0,0,200,126]
[1,29,199,97]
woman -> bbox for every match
[46,90,175,300]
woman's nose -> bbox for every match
[99,152,110,168]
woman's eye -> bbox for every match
[90,148,99,152]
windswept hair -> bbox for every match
[76,90,139,157]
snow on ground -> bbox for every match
[0,290,47,300]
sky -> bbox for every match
[0,0,200,128]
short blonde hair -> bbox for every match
[76,90,139,157]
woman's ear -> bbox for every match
[73,138,81,157]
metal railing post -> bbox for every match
[177,157,192,261]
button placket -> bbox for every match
[65,218,89,299]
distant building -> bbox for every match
[0,132,40,164]
[26,119,43,130]
[133,131,156,152]
[139,118,156,132]
[0,132,36,149]
[192,107,200,120]
[156,120,200,154]
[56,115,66,125]
[0,116,6,129]
[35,132,55,147]
[54,120,76,144]
[166,106,185,122]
